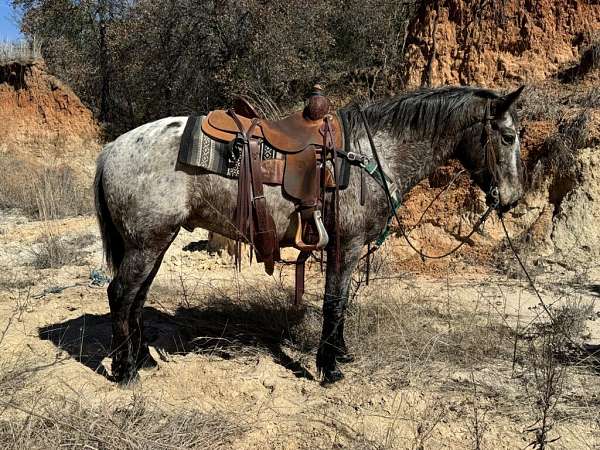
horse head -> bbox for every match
[458,86,525,213]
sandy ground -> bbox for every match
[1,210,600,449]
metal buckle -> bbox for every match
[347,152,369,167]
[489,186,500,209]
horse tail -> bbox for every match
[94,147,124,273]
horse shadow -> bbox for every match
[38,300,317,381]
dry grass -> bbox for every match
[0,156,93,269]
[0,39,42,64]
[523,333,566,449]
[0,155,38,214]
[575,87,600,109]
[173,275,516,388]
[556,110,598,150]
[518,39,600,121]
[0,394,245,450]
[530,108,596,187]
[518,85,565,122]
[25,162,96,269]
[343,288,514,385]
[543,133,577,177]
[172,274,514,374]
[169,279,320,362]
[29,229,94,269]
[0,155,92,219]
[1,268,599,448]
[35,165,92,219]
[0,294,244,450]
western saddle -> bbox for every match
[201,86,345,303]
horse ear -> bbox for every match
[494,85,525,116]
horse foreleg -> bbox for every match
[108,247,166,383]
[317,242,361,384]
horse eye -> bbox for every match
[502,133,515,145]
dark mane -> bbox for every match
[340,86,501,143]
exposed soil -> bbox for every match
[403,0,600,87]
[0,60,99,163]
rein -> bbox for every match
[499,214,598,363]
[354,100,596,364]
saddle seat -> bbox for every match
[202,109,343,153]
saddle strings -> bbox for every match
[229,110,259,270]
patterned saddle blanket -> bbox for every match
[178,115,280,178]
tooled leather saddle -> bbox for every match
[201,86,347,304]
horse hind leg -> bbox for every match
[129,232,179,370]
[128,264,161,371]
[108,235,176,383]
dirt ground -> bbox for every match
[1,208,599,449]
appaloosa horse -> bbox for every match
[94,85,525,384]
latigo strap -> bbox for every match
[248,137,278,275]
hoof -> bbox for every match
[117,373,140,388]
[112,369,140,386]
[137,352,159,370]
[336,352,355,364]
[317,343,344,385]
[111,358,140,385]
[321,368,344,386]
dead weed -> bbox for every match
[30,228,95,269]
[0,394,245,450]
[0,155,92,219]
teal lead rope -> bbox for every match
[363,159,402,247]
[355,109,404,276]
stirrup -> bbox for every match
[294,210,329,251]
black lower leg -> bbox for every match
[317,292,346,383]
[336,314,354,364]
[108,247,167,383]
[108,277,138,383]
[128,234,176,371]
[316,244,361,384]
[130,304,156,370]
